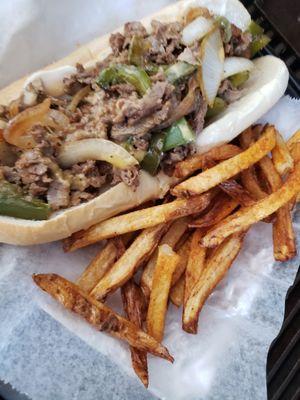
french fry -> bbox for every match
[271,130,294,176]
[183,233,244,333]
[91,223,169,300]
[172,126,276,197]
[202,161,300,248]
[64,193,212,252]
[258,156,296,261]
[183,229,207,306]
[287,129,300,151]
[219,179,255,206]
[146,245,180,342]
[121,280,148,388]
[189,193,239,228]
[174,144,241,178]
[141,217,189,298]
[169,275,185,307]
[77,238,125,292]
[183,229,207,332]
[171,235,192,286]
[241,167,268,200]
[33,274,173,362]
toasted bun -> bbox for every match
[0,0,288,245]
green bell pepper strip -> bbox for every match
[215,16,232,43]
[250,34,271,56]
[140,133,165,175]
[247,20,264,38]
[163,118,195,152]
[229,70,250,88]
[97,65,151,96]
[0,181,50,220]
[128,35,145,67]
[206,97,226,119]
[165,62,196,85]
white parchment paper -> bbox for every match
[0,1,300,399]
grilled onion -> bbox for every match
[57,138,139,169]
[3,99,69,149]
[182,16,214,45]
[198,28,224,107]
[223,57,253,79]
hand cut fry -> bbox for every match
[33,274,173,362]
[172,126,276,197]
[171,235,192,286]
[64,193,212,252]
[241,167,268,201]
[219,179,255,206]
[287,129,300,151]
[202,161,300,248]
[141,217,189,298]
[271,130,294,176]
[258,156,296,261]
[189,193,239,228]
[169,275,185,307]
[147,245,180,342]
[183,230,206,321]
[183,233,244,333]
[174,144,241,178]
[77,238,125,292]
[121,280,148,388]
[91,223,169,300]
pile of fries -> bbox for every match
[34,125,300,387]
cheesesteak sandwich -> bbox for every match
[0,0,288,245]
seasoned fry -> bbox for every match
[183,229,206,305]
[172,126,276,197]
[174,144,241,178]
[141,217,189,298]
[91,223,169,300]
[172,235,192,286]
[219,179,255,206]
[142,232,191,298]
[121,280,148,388]
[77,238,125,292]
[202,161,300,248]
[183,230,207,332]
[64,193,212,252]
[146,245,180,342]
[287,129,300,151]
[184,233,244,333]
[271,130,294,176]
[241,167,268,200]
[259,156,296,261]
[33,274,173,362]
[189,193,238,228]
[169,275,185,307]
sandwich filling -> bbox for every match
[0,8,269,219]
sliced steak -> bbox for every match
[218,79,243,104]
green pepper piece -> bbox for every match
[140,133,165,175]
[229,70,250,88]
[206,97,226,119]
[0,181,50,220]
[96,65,151,96]
[128,35,145,66]
[96,67,119,90]
[122,137,146,162]
[165,62,196,84]
[247,20,264,38]
[250,34,271,56]
[215,16,232,43]
[163,118,195,152]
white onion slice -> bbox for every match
[182,16,214,45]
[58,138,139,169]
[198,28,224,106]
[223,57,254,79]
